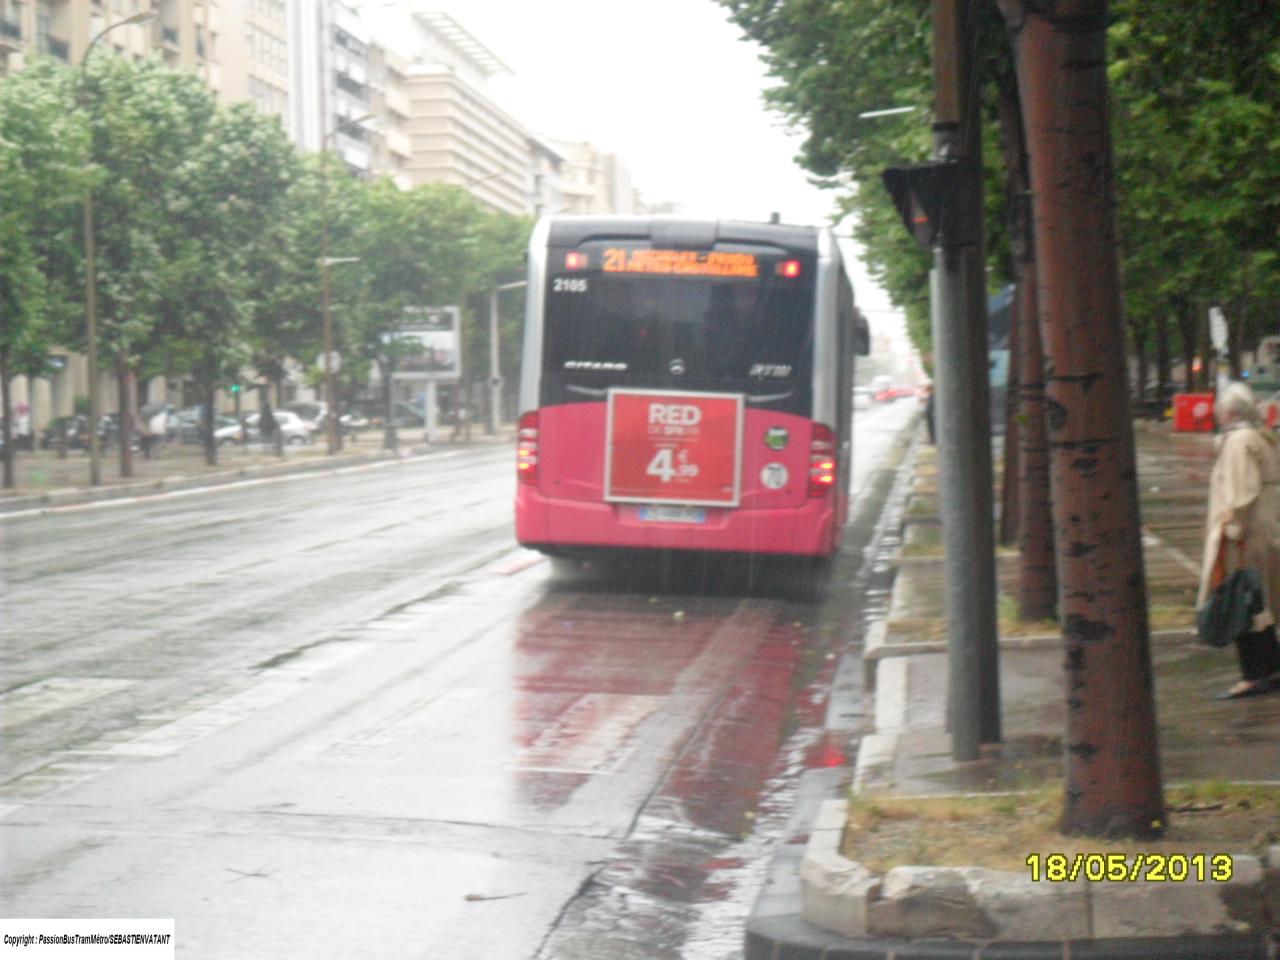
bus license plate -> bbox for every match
[638,505,706,524]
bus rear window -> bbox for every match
[542,247,814,411]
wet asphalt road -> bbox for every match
[0,401,917,960]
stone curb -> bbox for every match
[745,914,1274,960]
[864,625,1197,670]
[0,438,511,515]
[798,800,1277,943]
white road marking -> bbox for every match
[0,677,136,729]
[0,450,464,521]
[517,694,667,775]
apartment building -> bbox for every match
[1,0,205,77]
[289,0,373,171]
[367,42,412,188]
[548,139,638,216]
[364,6,549,216]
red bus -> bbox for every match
[514,216,869,561]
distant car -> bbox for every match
[285,401,326,424]
[215,410,313,446]
[176,409,237,443]
[853,387,874,410]
[345,400,424,429]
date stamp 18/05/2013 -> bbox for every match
[1026,852,1233,883]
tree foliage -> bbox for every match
[718,0,1280,369]
[0,59,88,484]
[1109,2,1280,376]
[0,53,533,475]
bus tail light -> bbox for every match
[517,411,539,485]
[808,423,836,497]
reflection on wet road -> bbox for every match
[1,402,917,959]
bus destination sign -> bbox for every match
[601,247,758,278]
[604,389,743,507]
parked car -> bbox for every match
[344,399,424,429]
[175,408,237,444]
[40,415,90,450]
[853,387,874,410]
[214,410,313,446]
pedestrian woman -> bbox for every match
[1197,382,1280,699]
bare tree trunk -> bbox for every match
[0,346,14,490]
[115,350,134,479]
[1001,0,1164,838]
[995,58,1056,619]
[1197,311,1213,391]
[201,357,218,467]
[1000,287,1022,546]
[381,356,398,452]
[1015,273,1057,621]
[1177,305,1197,393]
[1155,312,1171,417]
[1132,325,1148,404]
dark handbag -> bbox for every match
[1196,567,1265,648]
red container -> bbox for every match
[1172,393,1215,432]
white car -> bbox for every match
[214,410,314,446]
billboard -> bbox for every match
[604,389,743,507]
[392,306,461,383]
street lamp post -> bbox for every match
[318,111,373,455]
[487,281,525,435]
[80,9,156,486]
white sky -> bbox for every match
[418,0,909,347]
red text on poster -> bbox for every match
[605,390,742,505]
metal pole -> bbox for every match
[79,10,156,488]
[487,289,500,435]
[488,281,525,436]
[322,251,338,456]
[932,0,999,760]
[84,186,101,486]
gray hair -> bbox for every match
[1215,382,1261,425]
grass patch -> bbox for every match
[841,782,1280,873]
[900,541,944,558]
[907,497,938,518]
[884,618,947,643]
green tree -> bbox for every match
[345,181,492,449]
[719,0,937,351]
[1109,3,1280,389]
[156,102,296,464]
[0,60,88,487]
[78,54,217,476]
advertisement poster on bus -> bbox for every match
[391,306,460,383]
[604,389,743,506]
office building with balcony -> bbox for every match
[548,139,640,216]
[367,43,412,188]
[364,6,548,215]
[0,0,207,77]
[289,0,373,171]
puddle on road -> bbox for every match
[531,455,912,959]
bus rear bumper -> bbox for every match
[515,489,836,558]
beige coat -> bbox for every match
[1197,423,1280,631]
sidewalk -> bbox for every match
[749,419,1280,959]
[0,426,516,515]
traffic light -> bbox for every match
[881,161,961,250]
[229,383,240,394]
